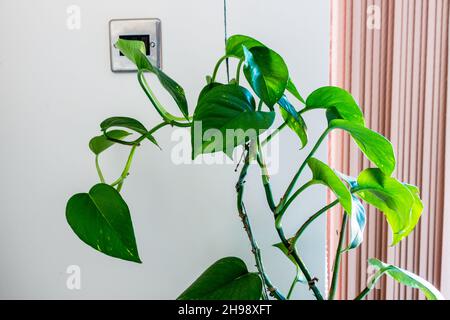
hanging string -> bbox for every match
[223,0,230,82]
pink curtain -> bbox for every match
[328,0,449,300]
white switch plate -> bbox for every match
[109,18,162,72]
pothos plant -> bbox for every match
[66,35,443,300]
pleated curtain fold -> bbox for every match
[328,0,449,300]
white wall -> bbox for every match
[0,0,329,299]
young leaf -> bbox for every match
[155,69,189,120]
[273,242,306,283]
[177,257,262,300]
[115,39,189,120]
[305,86,365,125]
[243,46,289,109]
[338,173,366,251]
[329,119,395,176]
[191,84,275,159]
[307,158,352,214]
[355,168,419,245]
[114,39,154,71]
[225,34,265,58]
[66,184,141,263]
[278,96,308,148]
[346,195,366,251]
[89,130,131,155]
[368,258,443,300]
[100,117,158,147]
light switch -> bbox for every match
[109,18,162,72]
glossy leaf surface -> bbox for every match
[225,34,264,58]
[66,184,141,263]
[278,96,308,148]
[355,169,420,245]
[177,257,262,300]
[305,86,364,125]
[116,39,189,119]
[191,84,275,158]
[243,46,289,108]
[329,119,395,176]
[307,158,352,214]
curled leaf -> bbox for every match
[368,258,443,300]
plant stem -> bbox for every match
[95,155,105,183]
[138,70,192,126]
[211,55,232,83]
[354,286,371,300]
[275,181,315,222]
[286,270,300,300]
[354,268,388,300]
[278,128,330,210]
[236,147,285,300]
[262,122,288,147]
[291,200,339,247]
[236,59,244,84]
[261,109,308,147]
[111,144,137,192]
[275,227,324,300]
[257,100,263,111]
[328,212,348,300]
[108,122,169,191]
[256,138,324,300]
[256,141,276,211]
[135,122,170,144]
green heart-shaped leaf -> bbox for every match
[355,168,421,245]
[368,258,443,300]
[225,34,265,58]
[305,86,364,125]
[177,257,262,300]
[66,183,141,263]
[278,96,308,148]
[100,117,159,147]
[191,84,275,159]
[329,119,395,176]
[89,130,131,155]
[115,39,189,120]
[226,35,304,104]
[307,158,352,214]
[243,46,289,109]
